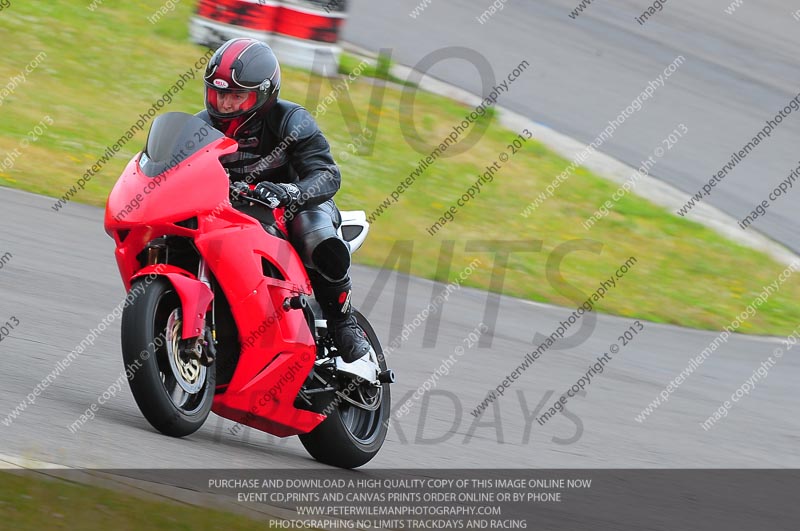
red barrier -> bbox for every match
[190,0,347,73]
[192,0,346,44]
[196,0,280,32]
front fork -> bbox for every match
[197,258,215,341]
[188,259,216,366]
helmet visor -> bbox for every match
[205,87,258,119]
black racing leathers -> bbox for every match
[196,100,340,208]
[196,100,370,362]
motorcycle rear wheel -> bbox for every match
[121,277,215,437]
[299,310,391,469]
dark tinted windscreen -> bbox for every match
[140,112,224,177]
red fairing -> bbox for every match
[104,118,323,436]
[105,136,237,230]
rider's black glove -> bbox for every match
[230,181,251,202]
[253,182,302,209]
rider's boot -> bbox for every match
[313,274,371,363]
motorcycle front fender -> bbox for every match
[131,265,213,339]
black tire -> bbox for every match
[299,310,391,469]
[121,277,215,437]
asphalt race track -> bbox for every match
[1,187,796,470]
[344,0,800,252]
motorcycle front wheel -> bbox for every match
[121,277,215,437]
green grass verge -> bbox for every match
[338,52,409,86]
[0,471,283,531]
[1,1,798,335]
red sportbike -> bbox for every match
[104,112,394,468]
